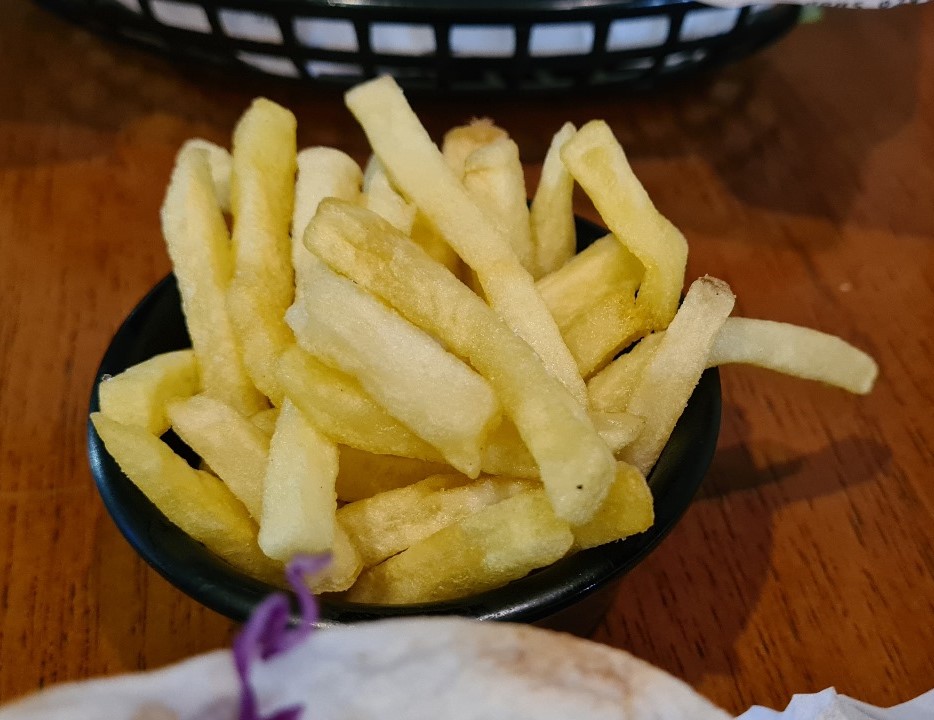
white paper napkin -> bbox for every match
[737,688,934,720]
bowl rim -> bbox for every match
[87,217,720,625]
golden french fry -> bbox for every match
[562,120,687,330]
[98,350,199,436]
[561,290,651,377]
[530,122,577,278]
[292,147,362,294]
[161,146,267,416]
[621,277,735,474]
[286,259,501,477]
[345,77,586,405]
[344,488,573,604]
[278,345,439,460]
[258,400,339,561]
[338,474,532,567]
[572,462,654,550]
[707,317,878,394]
[305,200,614,524]
[336,446,453,502]
[536,234,642,329]
[166,394,270,519]
[442,118,508,177]
[587,333,665,412]
[90,413,281,583]
[181,139,233,212]
[227,98,297,404]
[362,156,417,235]
[463,138,534,273]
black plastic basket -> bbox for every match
[39,0,800,93]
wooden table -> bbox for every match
[1,0,932,714]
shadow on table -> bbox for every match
[88,508,236,672]
[592,401,892,702]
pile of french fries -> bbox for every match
[90,76,878,605]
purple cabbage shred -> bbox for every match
[233,554,330,720]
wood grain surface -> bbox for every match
[1,0,932,714]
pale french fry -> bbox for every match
[292,147,362,294]
[227,98,297,404]
[309,525,363,593]
[463,138,534,273]
[336,446,453,502]
[621,277,735,474]
[181,139,233,212]
[338,474,533,567]
[90,413,282,583]
[250,407,280,437]
[530,122,577,278]
[166,394,270,519]
[362,156,417,235]
[258,400,339,561]
[160,146,266,416]
[304,200,615,524]
[442,118,508,177]
[481,412,643,479]
[98,350,199,436]
[278,345,440,460]
[562,120,687,330]
[707,317,878,394]
[536,234,643,331]
[587,333,665,412]
[345,77,586,405]
[286,260,501,477]
[345,489,573,604]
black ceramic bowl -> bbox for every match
[87,217,720,632]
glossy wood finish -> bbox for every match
[1,1,932,713]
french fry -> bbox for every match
[277,345,440,460]
[338,474,533,567]
[562,120,687,331]
[250,407,280,437]
[258,400,339,561]
[181,139,233,212]
[481,412,643,479]
[336,446,454,502]
[166,394,270,519]
[410,211,463,278]
[310,525,363,594]
[160,146,266,416]
[572,462,654,550]
[344,488,573,604]
[587,333,665,412]
[286,259,501,477]
[90,413,281,583]
[227,98,297,404]
[304,200,615,524]
[98,350,199,436]
[530,122,577,278]
[345,77,586,405]
[561,290,650,377]
[621,277,735,474]
[362,156,417,235]
[442,118,508,177]
[292,147,362,294]
[463,138,534,273]
[707,317,878,394]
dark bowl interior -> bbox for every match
[87,216,720,628]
